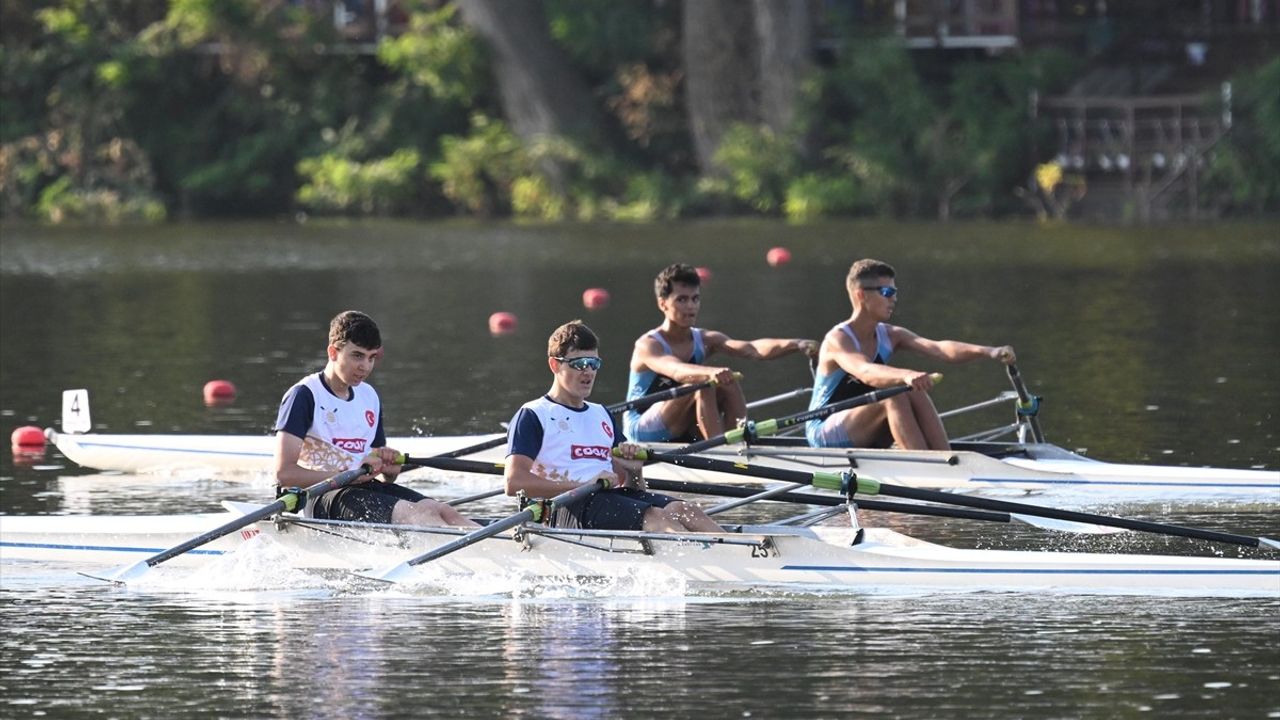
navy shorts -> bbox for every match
[560,487,679,531]
[312,482,429,523]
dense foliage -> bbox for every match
[1,0,1275,224]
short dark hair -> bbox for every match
[654,263,701,299]
[547,319,599,358]
[846,259,896,291]
[329,310,382,350]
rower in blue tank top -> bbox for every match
[806,259,1017,450]
[623,327,707,439]
[624,263,817,442]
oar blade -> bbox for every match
[78,559,151,585]
[1010,513,1126,535]
[1259,537,1280,551]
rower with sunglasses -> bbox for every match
[503,320,722,533]
[807,259,1016,450]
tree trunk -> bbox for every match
[456,0,600,188]
[752,0,812,136]
[682,0,760,175]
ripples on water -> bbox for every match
[3,557,1278,719]
[3,221,1278,717]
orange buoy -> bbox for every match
[695,266,712,283]
[582,288,610,310]
[203,379,237,406]
[10,425,46,449]
[488,311,518,336]
[766,247,792,267]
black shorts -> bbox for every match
[559,487,679,531]
[312,482,429,523]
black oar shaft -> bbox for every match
[644,478,1008,522]
[646,451,1269,549]
[879,484,1263,548]
[143,464,370,567]
[403,478,606,569]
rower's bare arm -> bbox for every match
[827,331,918,389]
[372,445,402,482]
[897,330,1015,364]
[504,454,603,498]
[273,432,360,487]
[612,444,645,489]
[635,337,734,385]
[719,334,817,361]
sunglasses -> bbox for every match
[861,286,898,298]
[555,356,603,372]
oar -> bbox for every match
[638,451,1280,550]
[404,454,1104,533]
[81,463,374,584]
[360,477,608,584]
[641,477,1114,531]
[430,377,742,459]
[1005,363,1045,443]
[607,373,742,415]
[672,374,943,455]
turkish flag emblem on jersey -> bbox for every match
[365,410,376,427]
[601,420,613,438]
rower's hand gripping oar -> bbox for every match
[673,374,943,455]
[637,451,1280,550]
[81,462,378,584]
[359,472,608,584]
[431,375,743,459]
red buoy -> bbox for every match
[10,425,46,449]
[203,379,237,406]
[766,247,792,267]
[582,288,610,310]
[695,266,712,283]
[488,311,518,336]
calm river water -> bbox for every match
[1,219,1278,718]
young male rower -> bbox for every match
[807,259,1016,450]
[625,263,816,442]
[505,319,722,532]
[273,310,478,527]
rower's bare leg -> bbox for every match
[693,386,725,439]
[657,396,698,438]
[640,503,721,533]
[392,499,480,527]
[882,394,929,450]
[907,390,950,450]
[840,405,895,448]
[640,506,685,533]
[716,384,749,429]
[666,500,722,532]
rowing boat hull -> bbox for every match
[46,430,1280,503]
[3,507,1277,596]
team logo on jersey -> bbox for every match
[365,410,375,427]
[601,421,613,438]
[333,437,368,453]
[571,445,610,461]
[323,406,337,424]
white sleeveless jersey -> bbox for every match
[278,372,381,474]
[519,396,617,484]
